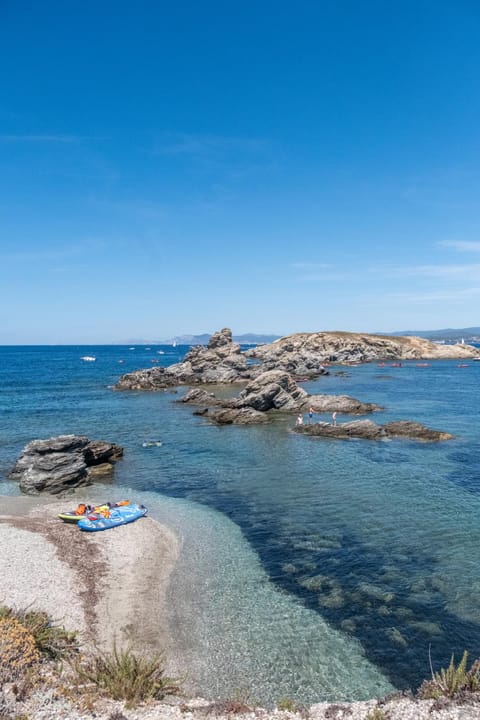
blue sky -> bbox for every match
[1,1,480,343]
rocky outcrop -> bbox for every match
[115,328,251,390]
[382,420,454,442]
[301,394,381,415]
[203,407,271,425]
[234,370,309,411]
[294,420,453,442]
[180,370,382,424]
[246,331,480,377]
[9,435,124,495]
[180,388,222,407]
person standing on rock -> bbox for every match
[332,411,337,426]
[308,407,314,424]
[296,414,304,426]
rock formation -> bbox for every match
[116,327,480,390]
[235,370,309,411]
[203,407,271,425]
[9,435,124,495]
[246,331,480,377]
[294,419,453,442]
[180,370,382,424]
[115,328,251,390]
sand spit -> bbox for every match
[0,495,479,720]
[0,496,179,654]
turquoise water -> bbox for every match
[1,345,480,703]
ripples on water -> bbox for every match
[1,346,480,703]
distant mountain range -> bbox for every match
[118,328,480,346]
[117,333,281,346]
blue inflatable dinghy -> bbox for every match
[78,503,147,531]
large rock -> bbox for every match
[204,407,270,425]
[235,370,309,411]
[9,435,124,495]
[115,327,251,390]
[246,331,480,377]
[302,394,381,415]
[294,420,453,442]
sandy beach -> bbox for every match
[0,495,180,658]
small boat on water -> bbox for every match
[81,356,96,362]
[416,363,431,367]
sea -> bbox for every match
[1,344,480,706]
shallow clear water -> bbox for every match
[1,346,480,703]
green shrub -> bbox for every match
[277,697,297,712]
[418,650,480,699]
[366,707,388,720]
[71,644,181,708]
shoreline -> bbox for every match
[0,495,180,662]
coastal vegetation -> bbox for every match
[2,604,480,718]
[0,605,180,715]
[418,651,480,699]
[69,643,181,708]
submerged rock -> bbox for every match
[9,434,124,495]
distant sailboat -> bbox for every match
[172,340,177,348]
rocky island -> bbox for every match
[116,327,479,391]
[114,327,475,436]
[245,330,479,377]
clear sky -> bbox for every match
[1,1,480,343]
